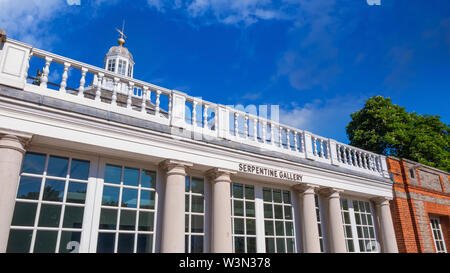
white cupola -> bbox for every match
[103,23,134,78]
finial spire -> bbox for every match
[115,20,127,47]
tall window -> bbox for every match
[430,217,447,253]
[315,194,325,252]
[118,60,126,75]
[231,183,256,253]
[263,187,296,253]
[96,164,157,253]
[340,198,378,252]
[127,63,132,77]
[107,59,116,72]
[7,152,90,253]
[185,176,205,253]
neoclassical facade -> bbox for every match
[0,32,398,253]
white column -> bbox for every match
[159,160,193,253]
[207,168,236,253]
[0,134,28,253]
[320,188,347,253]
[372,197,399,253]
[295,184,321,253]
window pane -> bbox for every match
[117,233,134,253]
[245,202,255,217]
[191,235,203,253]
[265,238,275,253]
[34,230,57,253]
[102,186,120,206]
[274,205,283,219]
[138,211,154,231]
[233,184,243,199]
[11,202,37,226]
[234,237,245,253]
[16,176,41,200]
[97,233,115,253]
[234,218,244,235]
[141,170,156,188]
[6,229,32,253]
[70,159,90,180]
[247,237,257,253]
[191,196,204,213]
[119,210,136,230]
[99,209,117,230]
[185,195,189,212]
[67,182,87,204]
[245,185,254,199]
[47,156,68,177]
[38,204,61,227]
[264,204,273,218]
[273,190,282,203]
[276,238,285,253]
[121,188,138,208]
[59,231,81,253]
[21,152,46,174]
[137,234,153,253]
[104,165,122,184]
[191,177,204,194]
[284,206,292,220]
[140,190,155,209]
[233,200,244,216]
[246,219,256,235]
[264,220,274,235]
[263,188,272,202]
[191,215,204,233]
[123,167,139,186]
[286,238,295,253]
[285,222,294,236]
[42,179,65,201]
[185,177,190,192]
[275,221,284,236]
[63,206,84,228]
[283,191,291,203]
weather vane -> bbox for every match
[115,20,127,47]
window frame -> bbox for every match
[231,182,257,253]
[7,147,98,253]
[185,175,206,253]
[89,158,159,253]
[430,216,447,253]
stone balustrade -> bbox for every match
[0,38,390,179]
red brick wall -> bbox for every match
[387,157,450,253]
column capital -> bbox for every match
[0,134,31,154]
[206,168,236,183]
[159,159,193,176]
[371,196,392,206]
[318,187,343,199]
[293,183,319,195]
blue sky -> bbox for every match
[1,0,449,143]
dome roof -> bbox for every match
[105,45,134,62]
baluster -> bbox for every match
[127,82,134,109]
[313,137,318,156]
[141,86,148,113]
[336,144,341,162]
[286,129,290,150]
[168,92,172,118]
[204,104,209,129]
[111,77,119,105]
[253,118,258,141]
[155,90,161,116]
[319,139,324,157]
[357,151,362,167]
[293,131,298,151]
[192,100,197,127]
[24,52,33,80]
[234,112,239,136]
[40,57,52,88]
[361,153,367,169]
[244,115,248,138]
[371,155,376,171]
[78,67,88,97]
[95,72,104,101]
[271,124,275,146]
[262,121,267,144]
[279,126,283,148]
[59,62,71,93]
[343,148,348,164]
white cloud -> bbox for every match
[0,0,69,48]
[279,95,367,142]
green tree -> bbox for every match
[346,96,450,172]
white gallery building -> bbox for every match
[0,31,398,253]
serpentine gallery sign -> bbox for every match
[238,163,302,182]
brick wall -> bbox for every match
[387,157,450,253]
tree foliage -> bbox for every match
[346,96,449,172]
